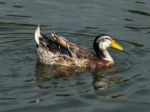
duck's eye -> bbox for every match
[105,37,110,40]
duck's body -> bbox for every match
[35,26,123,69]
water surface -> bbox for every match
[0,0,150,112]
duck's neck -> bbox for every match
[98,49,114,64]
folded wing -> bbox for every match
[34,25,95,60]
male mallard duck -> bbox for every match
[35,25,123,69]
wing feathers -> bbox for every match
[35,25,95,59]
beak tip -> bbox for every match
[120,47,124,51]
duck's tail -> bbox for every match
[35,25,42,45]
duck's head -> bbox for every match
[93,34,123,63]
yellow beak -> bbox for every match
[111,39,124,51]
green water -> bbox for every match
[0,0,150,112]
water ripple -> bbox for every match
[13,5,23,8]
[0,21,36,27]
[135,1,145,4]
[128,10,150,16]
[6,14,32,18]
[125,26,150,31]
[0,1,6,4]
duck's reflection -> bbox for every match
[35,62,123,90]
[35,62,85,81]
[92,71,110,90]
[92,70,123,90]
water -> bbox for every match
[0,0,150,112]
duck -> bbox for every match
[34,25,123,69]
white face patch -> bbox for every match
[98,36,112,50]
[96,35,114,63]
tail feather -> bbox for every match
[35,25,42,45]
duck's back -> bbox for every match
[35,26,96,67]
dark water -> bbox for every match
[0,0,150,112]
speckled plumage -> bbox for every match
[34,26,123,69]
